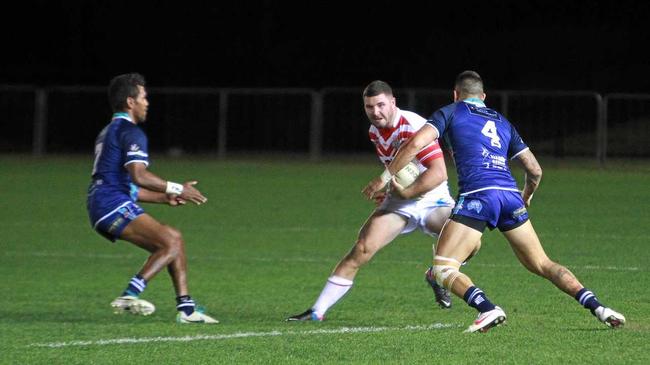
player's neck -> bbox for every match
[387,108,400,128]
[112,112,135,124]
[462,97,485,107]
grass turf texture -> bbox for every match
[1,155,649,364]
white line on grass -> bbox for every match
[5,251,644,272]
[29,323,458,349]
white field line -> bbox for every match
[29,323,458,348]
[4,250,644,272]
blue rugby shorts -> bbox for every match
[89,200,145,242]
[451,189,528,232]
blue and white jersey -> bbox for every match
[427,98,529,195]
[87,112,149,220]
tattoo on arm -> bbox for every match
[518,150,542,200]
[521,152,541,186]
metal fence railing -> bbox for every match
[603,94,650,159]
[1,85,648,164]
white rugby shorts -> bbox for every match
[378,191,455,236]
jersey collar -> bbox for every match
[462,98,486,107]
[112,112,134,124]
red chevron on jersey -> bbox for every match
[368,109,443,168]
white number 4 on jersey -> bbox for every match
[481,120,501,148]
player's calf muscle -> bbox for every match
[547,262,582,293]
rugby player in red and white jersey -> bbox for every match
[287,80,468,322]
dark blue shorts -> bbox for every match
[89,201,145,242]
[451,189,528,232]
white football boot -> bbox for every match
[110,295,156,316]
[595,306,626,328]
[464,306,507,333]
[177,310,220,324]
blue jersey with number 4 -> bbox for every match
[427,99,528,195]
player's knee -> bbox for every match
[350,238,376,263]
[432,264,461,290]
[162,226,185,256]
[520,257,553,278]
[353,238,368,256]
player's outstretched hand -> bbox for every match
[362,176,388,200]
[180,181,208,205]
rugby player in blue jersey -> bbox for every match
[87,73,218,324]
[363,70,625,332]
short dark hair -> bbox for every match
[454,70,483,96]
[363,80,393,98]
[108,73,146,112]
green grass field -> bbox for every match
[1,155,649,364]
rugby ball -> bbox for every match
[394,162,420,188]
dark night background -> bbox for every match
[2,0,649,93]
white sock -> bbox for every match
[312,275,354,317]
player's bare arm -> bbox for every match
[516,149,542,207]
[127,162,207,205]
[362,124,439,199]
[391,155,448,200]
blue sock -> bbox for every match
[176,295,196,315]
[575,288,602,315]
[463,286,496,313]
[122,274,147,297]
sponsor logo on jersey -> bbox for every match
[108,217,125,234]
[130,144,140,152]
[467,103,499,119]
[481,147,507,170]
[468,200,483,213]
[512,206,527,218]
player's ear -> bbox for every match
[126,96,135,109]
[481,93,486,101]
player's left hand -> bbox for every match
[167,194,186,206]
[180,181,208,205]
[362,176,388,200]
